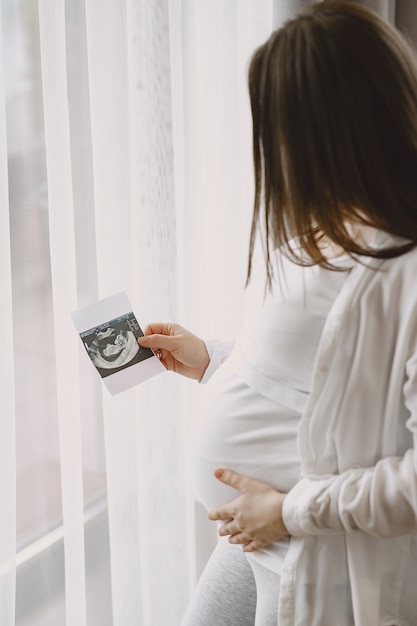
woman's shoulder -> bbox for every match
[359,237,417,312]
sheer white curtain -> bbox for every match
[1,0,273,625]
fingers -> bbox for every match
[137,333,174,368]
[142,323,173,336]
[242,541,260,553]
[216,519,254,548]
[208,505,233,522]
[218,523,258,550]
[138,332,179,352]
[229,533,253,546]
[214,468,250,491]
[218,520,239,537]
[208,469,249,521]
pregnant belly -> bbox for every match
[194,365,301,512]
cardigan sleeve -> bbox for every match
[282,349,417,538]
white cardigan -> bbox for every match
[205,233,417,626]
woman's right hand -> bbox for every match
[137,323,210,382]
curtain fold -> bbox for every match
[179,0,273,341]
[37,1,86,624]
[84,2,144,624]
[0,0,16,622]
[84,0,193,623]
[177,0,274,581]
[127,1,195,623]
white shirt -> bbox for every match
[196,252,349,573]
[203,233,417,626]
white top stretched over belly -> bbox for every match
[194,252,350,573]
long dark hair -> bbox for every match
[248,0,417,282]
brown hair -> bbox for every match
[248,0,417,282]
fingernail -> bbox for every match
[215,469,224,479]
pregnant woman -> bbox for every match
[139,2,417,624]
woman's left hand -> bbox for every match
[208,468,289,552]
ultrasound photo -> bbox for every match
[72,292,165,395]
[80,312,153,378]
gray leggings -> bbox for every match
[181,539,281,626]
